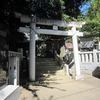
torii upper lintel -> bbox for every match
[19,14,85,28]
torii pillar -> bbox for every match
[72,27,83,80]
[29,22,36,81]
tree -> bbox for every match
[87,0,100,21]
[82,21,100,36]
[10,0,87,20]
[63,0,88,18]
[0,0,89,50]
[26,0,65,19]
[81,0,100,36]
[0,0,89,23]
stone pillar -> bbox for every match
[64,64,69,75]
[72,27,83,80]
[93,49,97,67]
[29,22,36,81]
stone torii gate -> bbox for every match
[19,15,85,81]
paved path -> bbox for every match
[20,70,100,100]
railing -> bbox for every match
[54,49,100,74]
[79,50,100,73]
[79,50,100,64]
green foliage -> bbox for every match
[0,0,88,21]
[63,0,88,18]
[27,0,65,19]
[87,0,100,20]
[81,0,100,36]
[82,21,100,36]
[77,14,86,21]
[14,0,88,20]
[0,0,89,49]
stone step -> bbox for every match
[36,68,60,72]
[36,68,60,73]
[36,69,60,72]
[36,58,60,78]
[36,58,54,62]
[36,61,57,64]
[36,72,65,77]
[36,62,58,65]
[36,65,59,68]
[36,64,58,67]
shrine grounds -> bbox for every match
[19,71,100,100]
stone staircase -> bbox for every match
[36,58,61,80]
[35,57,74,86]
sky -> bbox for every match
[80,1,91,14]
